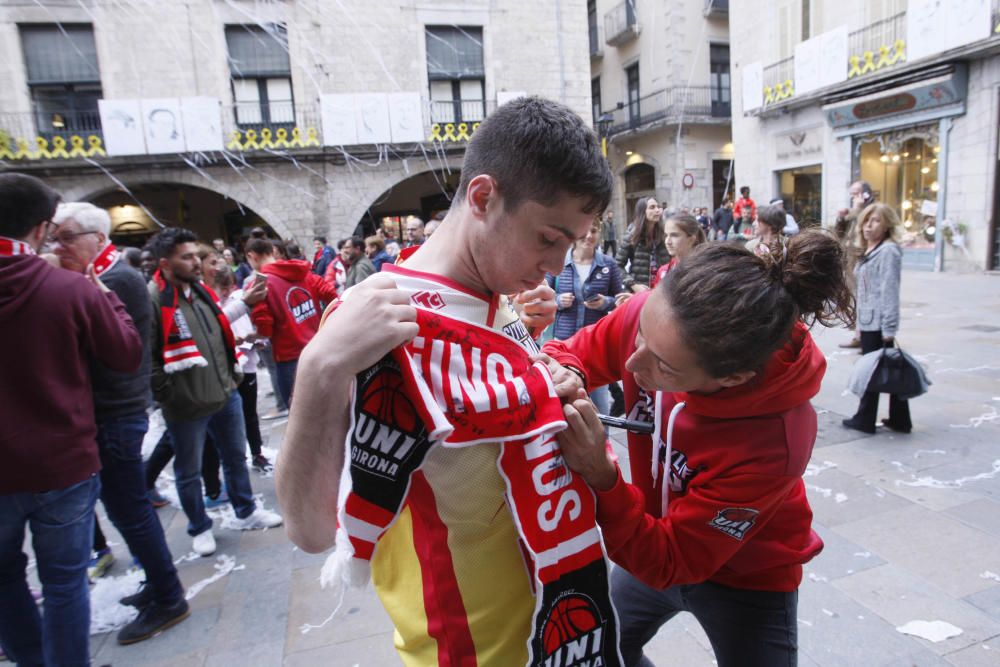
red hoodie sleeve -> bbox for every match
[542,293,639,388]
[250,300,274,339]
[307,272,339,304]
[595,457,801,589]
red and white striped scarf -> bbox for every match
[324,269,622,667]
[0,236,35,257]
[91,243,120,277]
[154,270,237,374]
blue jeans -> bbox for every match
[275,359,298,409]
[97,413,184,605]
[612,567,797,667]
[167,390,256,536]
[0,475,100,667]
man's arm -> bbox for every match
[82,267,142,373]
[277,275,418,553]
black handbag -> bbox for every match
[865,346,929,399]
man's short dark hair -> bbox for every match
[148,227,198,261]
[455,97,611,215]
[0,173,61,239]
[740,186,750,196]
[245,238,274,256]
[249,227,268,239]
[346,235,364,249]
[313,235,327,244]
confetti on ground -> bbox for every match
[834,493,848,504]
[896,620,963,642]
[980,571,1000,583]
[950,407,1000,429]
[185,555,246,601]
[896,460,1000,489]
[799,618,813,627]
[805,461,837,477]
[300,584,347,635]
[89,569,144,635]
[853,551,872,558]
[822,608,837,617]
[808,573,828,583]
[914,449,947,458]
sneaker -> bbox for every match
[192,530,217,557]
[232,508,283,530]
[204,486,229,509]
[88,548,114,581]
[261,408,288,420]
[116,598,190,645]
[841,417,876,435]
[838,337,862,349]
[147,488,169,508]
[120,583,155,610]
[252,454,273,473]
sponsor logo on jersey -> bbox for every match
[411,290,445,310]
[708,507,760,541]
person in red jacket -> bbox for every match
[543,230,855,667]
[732,185,757,237]
[245,237,338,407]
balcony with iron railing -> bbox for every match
[762,56,795,107]
[847,11,907,79]
[704,0,729,18]
[0,96,502,161]
[605,0,639,47]
[604,86,730,136]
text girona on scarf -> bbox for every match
[323,271,622,667]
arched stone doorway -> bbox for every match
[358,168,461,240]
[87,183,277,249]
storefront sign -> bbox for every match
[825,66,967,129]
[775,127,823,163]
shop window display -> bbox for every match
[853,125,939,249]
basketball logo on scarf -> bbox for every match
[538,590,611,667]
[285,286,318,325]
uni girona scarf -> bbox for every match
[324,270,622,667]
[91,243,120,277]
[0,236,35,257]
[154,269,237,374]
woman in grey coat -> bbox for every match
[842,203,912,434]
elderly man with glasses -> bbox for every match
[50,202,191,645]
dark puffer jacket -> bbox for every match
[615,240,670,289]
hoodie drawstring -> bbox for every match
[649,396,686,518]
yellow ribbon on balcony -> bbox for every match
[274,128,290,148]
[763,85,774,105]
[226,131,243,150]
[259,129,275,149]
[303,128,320,147]
[849,40,905,78]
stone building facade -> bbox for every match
[730,0,1000,271]
[588,0,732,228]
[0,0,592,246]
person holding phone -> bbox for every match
[546,217,623,416]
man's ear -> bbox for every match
[717,369,756,388]
[465,174,497,219]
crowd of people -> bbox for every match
[1,95,911,667]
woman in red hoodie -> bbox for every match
[543,230,855,667]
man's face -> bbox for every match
[314,240,324,252]
[406,221,424,243]
[212,239,225,252]
[341,241,360,262]
[473,191,595,295]
[161,241,201,285]
[52,218,103,273]
[140,250,156,275]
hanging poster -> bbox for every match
[908,0,991,61]
[354,93,392,144]
[741,62,764,112]
[387,92,426,143]
[180,97,224,152]
[141,98,186,155]
[98,99,146,156]
[320,94,358,146]
[794,26,848,95]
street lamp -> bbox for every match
[597,112,614,157]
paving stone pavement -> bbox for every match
[72,269,999,666]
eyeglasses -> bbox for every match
[48,230,99,246]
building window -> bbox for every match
[588,0,600,55]
[19,24,103,138]
[709,44,730,117]
[592,77,602,126]
[775,164,822,227]
[626,63,640,124]
[225,24,293,129]
[426,26,485,124]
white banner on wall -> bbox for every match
[741,62,764,112]
[180,97,223,152]
[141,98,186,155]
[387,92,426,143]
[354,93,392,144]
[98,99,145,156]
[794,26,848,96]
[320,94,358,146]
[496,91,527,107]
[907,0,992,62]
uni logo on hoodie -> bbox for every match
[286,286,318,324]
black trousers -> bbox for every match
[851,331,912,430]
[237,373,263,458]
[613,567,798,667]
